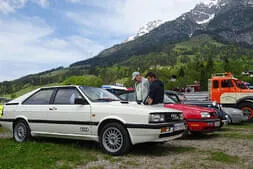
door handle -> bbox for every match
[49,107,57,110]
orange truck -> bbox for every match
[208,72,253,119]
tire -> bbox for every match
[13,120,31,142]
[238,102,253,120]
[99,122,131,156]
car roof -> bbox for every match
[39,85,79,90]
[101,85,128,90]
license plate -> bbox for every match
[214,121,220,127]
[173,123,185,131]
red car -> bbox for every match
[118,91,221,133]
[164,103,220,133]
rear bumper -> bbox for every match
[186,119,221,132]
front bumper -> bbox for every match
[186,119,221,132]
[126,121,186,145]
[222,120,229,126]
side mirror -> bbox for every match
[74,98,87,105]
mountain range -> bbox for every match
[1,0,253,96]
[71,0,253,67]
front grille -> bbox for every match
[164,113,182,122]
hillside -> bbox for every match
[71,0,253,67]
[1,0,253,96]
[2,34,253,98]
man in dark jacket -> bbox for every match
[146,72,164,105]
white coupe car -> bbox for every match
[0,86,185,155]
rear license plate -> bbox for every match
[214,121,220,127]
[174,123,185,131]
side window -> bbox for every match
[53,88,84,105]
[23,89,54,105]
[128,92,136,101]
[221,80,233,88]
[213,80,219,89]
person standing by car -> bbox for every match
[146,72,164,105]
[132,72,149,104]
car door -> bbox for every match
[220,79,236,104]
[20,88,55,133]
[211,80,221,103]
[46,87,92,136]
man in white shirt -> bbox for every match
[132,72,149,104]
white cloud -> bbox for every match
[31,0,50,8]
[0,0,27,14]
[66,0,205,35]
[0,16,104,80]
[0,0,51,14]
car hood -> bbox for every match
[92,101,182,114]
[90,101,183,124]
[164,103,215,119]
[164,103,214,112]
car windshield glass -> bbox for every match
[163,94,176,104]
[235,80,248,89]
[80,86,120,102]
[119,92,137,102]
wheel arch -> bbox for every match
[97,117,133,145]
[13,116,30,130]
[236,96,253,105]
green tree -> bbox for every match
[63,75,103,87]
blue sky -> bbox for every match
[0,0,205,81]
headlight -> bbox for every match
[149,113,165,123]
[201,112,211,118]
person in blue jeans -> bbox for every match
[146,72,164,105]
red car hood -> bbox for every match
[164,103,215,119]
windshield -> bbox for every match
[80,86,120,102]
[235,80,248,89]
[163,94,177,104]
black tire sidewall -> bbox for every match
[13,121,30,142]
[99,122,131,156]
[239,102,253,119]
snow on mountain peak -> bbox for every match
[201,0,219,7]
[196,13,215,24]
[126,20,164,42]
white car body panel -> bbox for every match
[0,86,185,145]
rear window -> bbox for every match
[23,89,54,105]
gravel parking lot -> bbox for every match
[0,124,252,169]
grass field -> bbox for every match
[0,123,252,169]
